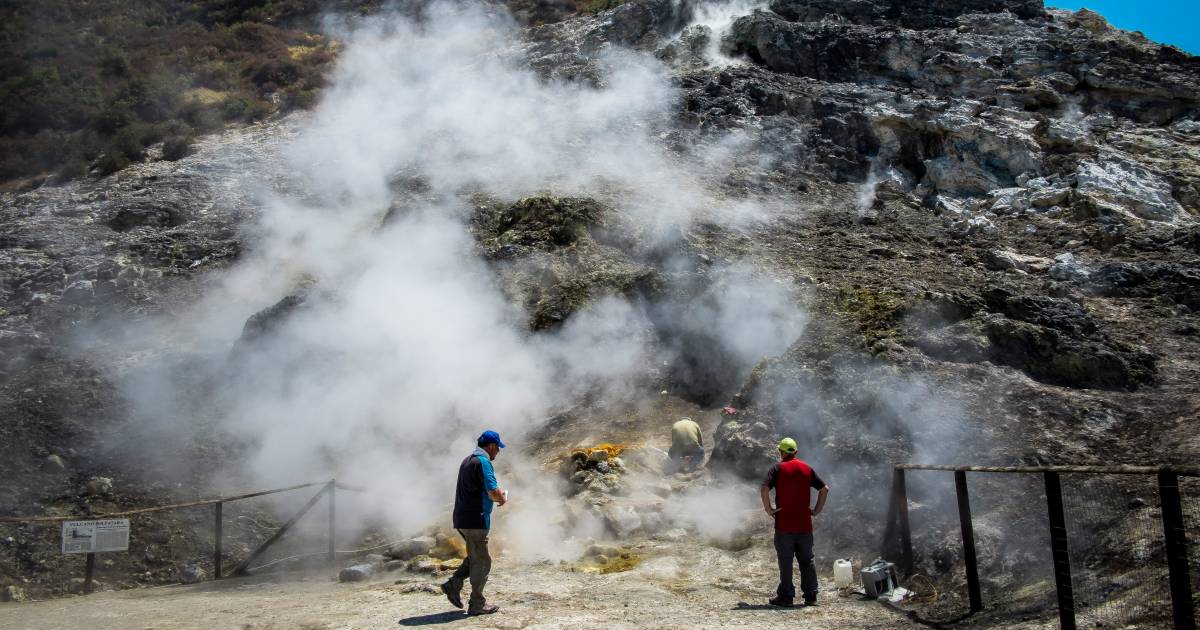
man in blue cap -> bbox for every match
[442,430,507,616]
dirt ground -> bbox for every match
[0,539,930,630]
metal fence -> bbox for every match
[0,479,349,594]
[882,465,1199,630]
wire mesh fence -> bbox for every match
[0,480,341,596]
[1183,477,1200,621]
[1061,473,1172,629]
[888,465,1199,629]
[970,473,1056,615]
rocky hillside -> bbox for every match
[1,0,1198,618]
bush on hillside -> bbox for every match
[93,152,130,176]
[0,0,345,185]
[162,133,195,161]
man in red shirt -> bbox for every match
[760,437,830,607]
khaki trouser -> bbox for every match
[447,528,491,610]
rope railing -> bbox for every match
[0,480,335,523]
[0,479,363,593]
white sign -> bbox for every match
[62,519,130,554]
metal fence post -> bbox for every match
[213,501,223,579]
[954,470,983,613]
[328,479,336,563]
[1043,472,1076,630]
[1158,471,1196,630]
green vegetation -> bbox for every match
[833,287,905,345]
[0,1,361,184]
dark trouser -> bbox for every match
[447,528,491,610]
[666,446,704,472]
[774,531,817,603]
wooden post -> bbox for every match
[1043,472,1076,630]
[327,479,336,563]
[954,470,983,613]
[83,552,95,594]
[893,468,913,578]
[1158,472,1196,630]
[213,501,223,579]
[231,484,330,576]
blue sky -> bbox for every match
[1048,1,1199,54]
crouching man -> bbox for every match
[760,437,829,607]
[442,430,507,616]
[667,417,704,472]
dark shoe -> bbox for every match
[803,594,817,606]
[467,604,499,616]
[768,597,794,608]
[439,582,462,609]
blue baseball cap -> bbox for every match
[478,430,506,448]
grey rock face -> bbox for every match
[1087,262,1200,311]
[1074,159,1188,222]
[984,249,1053,273]
[982,315,1157,390]
[711,0,1200,217]
[769,0,1046,28]
[469,195,658,331]
[239,294,308,344]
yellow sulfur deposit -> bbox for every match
[576,549,642,574]
[570,443,634,460]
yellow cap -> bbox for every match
[778,437,797,453]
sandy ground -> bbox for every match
[0,540,925,630]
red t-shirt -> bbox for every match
[763,457,826,534]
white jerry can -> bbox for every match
[833,558,855,588]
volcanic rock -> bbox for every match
[338,563,376,582]
[1073,159,1188,222]
[175,563,204,584]
[984,249,1053,273]
[84,476,114,496]
[471,195,659,330]
[386,536,436,561]
[1,585,27,602]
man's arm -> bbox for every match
[760,485,779,516]
[812,486,829,516]
[481,457,506,506]
[761,464,779,516]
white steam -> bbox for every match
[686,0,769,64]
[664,482,760,541]
[106,0,808,561]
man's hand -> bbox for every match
[489,488,507,506]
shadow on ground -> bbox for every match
[398,610,467,626]
[733,601,805,611]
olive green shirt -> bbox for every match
[671,418,703,452]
